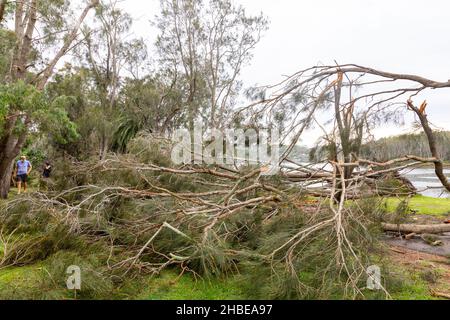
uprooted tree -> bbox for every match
[2,61,450,298]
[0,137,391,299]
[242,64,450,196]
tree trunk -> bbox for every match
[0,129,28,199]
[382,223,450,234]
[0,160,14,199]
[0,141,18,199]
[0,0,7,23]
[407,100,450,193]
[333,73,354,203]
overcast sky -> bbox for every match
[119,0,450,145]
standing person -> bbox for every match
[43,161,52,179]
[14,156,32,195]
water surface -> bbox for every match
[400,168,450,198]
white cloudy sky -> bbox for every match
[116,0,450,145]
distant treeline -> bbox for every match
[361,131,450,161]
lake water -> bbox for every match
[285,162,450,199]
[400,168,450,198]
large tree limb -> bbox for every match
[344,64,450,88]
[293,65,450,91]
[431,290,450,300]
[382,223,450,234]
[245,64,450,111]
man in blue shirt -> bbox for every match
[14,155,32,194]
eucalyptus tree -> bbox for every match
[0,0,99,198]
[155,0,268,132]
[77,0,147,159]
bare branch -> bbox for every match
[36,0,99,89]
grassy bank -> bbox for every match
[0,263,244,300]
[385,195,450,216]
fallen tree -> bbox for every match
[0,137,392,299]
[382,223,450,234]
[5,62,450,299]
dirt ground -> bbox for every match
[384,233,450,256]
[383,213,450,298]
[387,245,450,298]
[383,213,450,255]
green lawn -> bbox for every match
[132,271,244,300]
[390,277,438,300]
[385,195,450,216]
[0,265,42,291]
[1,262,439,300]
[0,263,244,300]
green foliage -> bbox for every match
[38,96,80,145]
[135,270,244,300]
[155,0,268,129]
[0,81,79,145]
[0,29,15,79]
[45,67,99,158]
[112,76,185,152]
[0,81,43,135]
[111,117,141,153]
[376,176,412,196]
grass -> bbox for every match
[0,264,43,292]
[0,186,37,207]
[391,281,436,300]
[132,271,244,300]
[385,195,450,216]
[388,265,443,300]
[0,263,245,300]
[1,254,442,300]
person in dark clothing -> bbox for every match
[43,161,52,178]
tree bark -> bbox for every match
[0,0,7,23]
[333,73,355,202]
[0,115,29,198]
[14,0,37,80]
[382,223,450,234]
[407,100,450,193]
[0,158,14,199]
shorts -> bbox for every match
[16,174,28,183]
